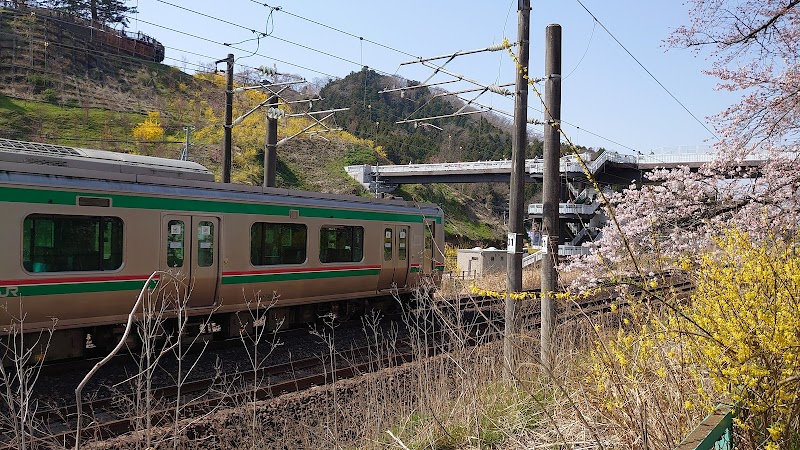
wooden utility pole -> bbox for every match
[540,24,562,369]
[221,53,234,183]
[504,0,531,378]
[264,95,278,187]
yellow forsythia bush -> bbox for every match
[132,111,165,142]
[585,229,800,449]
[671,229,800,449]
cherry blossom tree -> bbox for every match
[567,0,800,286]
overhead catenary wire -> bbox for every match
[128,15,339,79]
[12,2,643,156]
[563,19,596,81]
[11,2,642,158]
[140,1,641,153]
[573,0,719,141]
[244,0,419,59]
[150,1,400,78]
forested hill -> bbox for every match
[317,68,543,165]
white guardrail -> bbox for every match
[527,203,599,216]
[522,245,590,267]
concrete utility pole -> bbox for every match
[221,53,234,183]
[504,0,531,378]
[540,24,562,369]
[180,126,194,161]
[264,95,278,187]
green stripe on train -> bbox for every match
[10,269,380,296]
[11,265,436,296]
[14,280,150,297]
[222,268,381,285]
[0,186,442,224]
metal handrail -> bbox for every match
[675,404,734,450]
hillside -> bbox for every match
[317,68,544,165]
[0,8,519,245]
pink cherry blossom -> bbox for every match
[566,1,800,289]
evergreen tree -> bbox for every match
[51,0,136,27]
[317,68,537,165]
[93,0,136,26]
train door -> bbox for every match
[161,215,220,308]
[377,225,410,291]
[395,226,409,287]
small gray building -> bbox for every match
[456,247,507,278]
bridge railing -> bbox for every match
[345,149,770,189]
[528,202,599,216]
[675,404,734,450]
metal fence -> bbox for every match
[676,404,734,450]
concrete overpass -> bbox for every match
[345,150,766,191]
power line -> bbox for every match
[130,15,339,79]
[0,10,213,74]
[147,2,395,78]
[561,123,638,153]
[573,0,719,141]
[10,4,640,158]
[144,1,638,153]
[244,0,419,59]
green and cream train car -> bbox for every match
[0,139,444,360]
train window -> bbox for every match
[167,220,185,268]
[320,226,364,263]
[398,229,407,261]
[383,228,392,261]
[22,214,123,273]
[251,223,307,265]
[197,221,214,267]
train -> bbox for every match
[0,138,444,361]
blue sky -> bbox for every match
[128,0,740,155]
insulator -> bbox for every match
[487,84,512,96]
[487,42,512,52]
[266,107,285,120]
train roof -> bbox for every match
[0,138,214,181]
[0,138,443,215]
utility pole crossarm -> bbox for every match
[395,110,482,124]
[232,97,275,126]
[285,108,350,118]
[377,79,460,94]
[400,42,516,66]
[232,79,305,93]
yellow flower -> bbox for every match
[767,423,783,442]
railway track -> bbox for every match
[454,270,695,335]
[1,273,695,448]
[2,339,417,449]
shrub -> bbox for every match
[669,230,800,448]
[586,229,800,449]
[132,111,165,142]
[41,88,59,103]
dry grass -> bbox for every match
[10,274,710,449]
